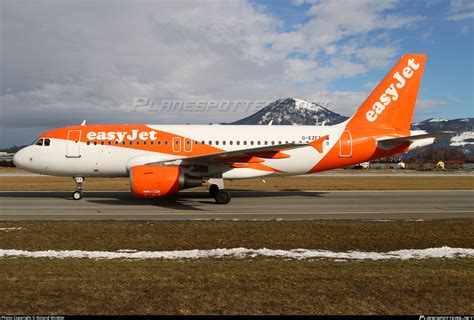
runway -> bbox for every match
[0,190,473,220]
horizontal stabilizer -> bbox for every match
[376,132,453,150]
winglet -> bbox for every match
[81,120,87,126]
[309,135,329,153]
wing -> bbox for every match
[145,142,308,166]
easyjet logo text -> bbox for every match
[86,130,158,143]
[366,58,420,122]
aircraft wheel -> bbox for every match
[72,191,83,200]
[209,184,220,197]
[214,189,231,204]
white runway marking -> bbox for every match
[0,246,472,261]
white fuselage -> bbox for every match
[14,124,346,179]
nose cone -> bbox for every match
[13,148,29,170]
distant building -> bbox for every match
[463,162,474,171]
[359,162,370,169]
[368,161,405,170]
[369,163,384,169]
[396,161,406,169]
[444,160,464,170]
[421,162,435,171]
[0,152,14,162]
[436,161,445,170]
[405,161,422,170]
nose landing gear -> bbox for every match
[72,176,84,200]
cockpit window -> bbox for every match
[44,139,50,146]
[35,139,44,146]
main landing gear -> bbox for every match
[72,176,84,200]
[208,178,231,204]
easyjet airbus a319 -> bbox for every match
[14,54,447,204]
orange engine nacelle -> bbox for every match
[129,165,202,198]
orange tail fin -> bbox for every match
[347,54,426,131]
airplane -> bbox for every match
[13,54,448,204]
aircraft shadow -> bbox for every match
[0,190,327,211]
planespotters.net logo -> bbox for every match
[419,316,474,320]
[365,58,420,123]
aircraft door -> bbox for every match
[339,130,352,158]
[66,130,82,158]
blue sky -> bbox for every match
[1,0,473,147]
[253,0,473,120]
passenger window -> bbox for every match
[150,141,154,145]
[202,141,206,145]
[94,141,97,145]
[35,139,43,146]
[250,141,254,145]
[164,141,168,145]
[157,140,161,145]
[209,141,212,145]
[229,141,233,145]
[236,141,240,145]
[101,141,104,145]
[243,141,247,145]
[107,141,111,145]
[222,141,226,145]
[143,141,147,145]
[86,141,90,145]
[215,141,219,145]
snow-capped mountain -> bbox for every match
[411,118,473,133]
[230,98,473,159]
[409,118,474,159]
[230,98,348,126]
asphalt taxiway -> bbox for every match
[0,190,472,220]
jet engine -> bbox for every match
[129,165,202,198]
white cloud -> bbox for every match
[365,81,379,91]
[417,99,450,109]
[445,0,474,20]
[291,0,305,6]
[1,0,427,146]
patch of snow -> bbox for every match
[0,227,22,232]
[294,98,321,111]
[429,118,448,122]
[0,247,472,261]
[450,131,474,147]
